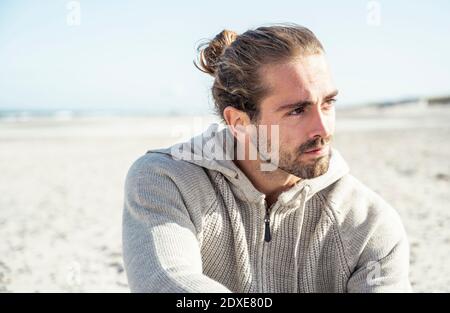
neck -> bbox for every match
[233,156,300,208]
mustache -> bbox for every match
[299,136,332,154]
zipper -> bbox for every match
[260,198,285,291]
[264,208,271,242]
[263,200,277,243]
[260,199,274,293]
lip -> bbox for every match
[304,145,328,156]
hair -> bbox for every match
[194,23,325,123]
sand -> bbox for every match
[0,107,449,292]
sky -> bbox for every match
[0,0,449,115]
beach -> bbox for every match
[0,106,449,292]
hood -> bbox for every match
[147,123,349,206]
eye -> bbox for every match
[323,98,337,109]
[326,98,337,105]
[288,106,305,116]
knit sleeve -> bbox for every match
[346,201,412,292]
[122,155,232,293]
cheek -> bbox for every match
[279,125,307,149]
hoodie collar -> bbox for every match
[147,123,349,206]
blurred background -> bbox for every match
[0,0,449,292]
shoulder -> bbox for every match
[125,152,218,216]
[321,174,402,225]
[125,152,215,193]
[126,151,206,180]
[319,174,408,269]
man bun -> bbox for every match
[194,29,238,76]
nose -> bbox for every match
[307,107,333,140]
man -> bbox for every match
[122,24,411,292]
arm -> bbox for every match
[347,234,412,292]
[346,204,412,292]
[122,156,232,293]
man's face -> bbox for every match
[255,53,337,179]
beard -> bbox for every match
[278,136,332,179]
[256,132,333,179]
[248,122,333,179]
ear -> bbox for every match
[223,106,252,140]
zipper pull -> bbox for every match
[264,211,271,242]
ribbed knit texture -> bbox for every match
[122,124,412,293]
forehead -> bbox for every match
[260,54,335,106]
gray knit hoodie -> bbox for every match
[122,123,411,293]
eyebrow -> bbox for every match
[275,89,339,112]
